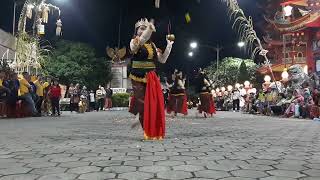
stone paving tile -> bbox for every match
[37,173,78,180]
[246,159,280,165]
[206,163,240,171]
[30,167,68,175]
[25,162,58,168]
[239,164,274,171]
[195,170,231,179]
[50,157,80,163]
[0,167,32,176]
[139,165,170,173]
[80,156,110,162]
[185,159,216,166]
[67,166,101,174]
[124,160,154,166]
[300,177,320,180]
[58,161,91,168]
[157,170,193,180]
[110,155,139,161]
[91,160,123,167]
[140,155,168,161]
[217,159,249,166]
[103,165,136,173]
[77,172,116,180]
[260,176,296,180]
[118,171,154,180]
[172,164,205,172]
[221,177,256,180]
[267,170,306,178]
[273,163,308,171]
[231,169,269,178]
[302,169,320,177]
[304,163,320,170]
[155,160,185,166]
[168,155,196,161]
[0,174,39,180]
[0,162,26,169]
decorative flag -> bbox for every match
[155,0,160,8]
[185,13,191,23]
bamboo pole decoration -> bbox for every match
[220,0,277,85]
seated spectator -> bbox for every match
[270,93,286,116]
[310,88,320,118]
[284,89,304,118]
[19,72,39,116]
[300,88,314,118]
[256,89,265,114]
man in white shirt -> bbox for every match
[232,89,241,111]
[89,90,95,111]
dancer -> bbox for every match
[197,69,216,118]
[129,18,174,140]
[167,71,188,117]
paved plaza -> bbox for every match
[0,110,319,180]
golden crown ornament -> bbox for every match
[135,18,150,29]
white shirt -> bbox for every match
[89,93,95,102]
[232,91,241,100]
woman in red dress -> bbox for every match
[129,18,174,140]
[167,71,188,117]
[197,69,216,118]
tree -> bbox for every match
[43,40,112,90]
[238,60,249,83]
[205,57,259,88]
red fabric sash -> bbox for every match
[166,93,188,115]
[181,94,188,115]
[198,93,216,115]
[144,71,165,140]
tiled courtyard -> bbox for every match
[0,110,319,180]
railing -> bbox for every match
[295,57,306,63]
[282,58,293,64]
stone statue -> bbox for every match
[287,64,309,91]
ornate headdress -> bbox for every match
[135,18,149,29]
[177,71,183,77]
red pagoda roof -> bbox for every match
[281,0,308,6]
[258,63,306,74]
[266,13,320,32]
[306,16,320,27]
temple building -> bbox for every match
[258,0,320,79]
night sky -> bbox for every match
[0,0,264,73]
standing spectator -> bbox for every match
[4,72,19,118]
[28,75,37,102]
[0,70,10,117]
[70,83,80,112]
[68,83,75,112]
[95,85,105,111]
[48,79,61,116]
[81,86,89,111]
[89,90,96,111]
[232,89,240,112]
[104,87,113,110]
[19,72,38,116]
[42,76,52,116]
[33,75,46,115]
